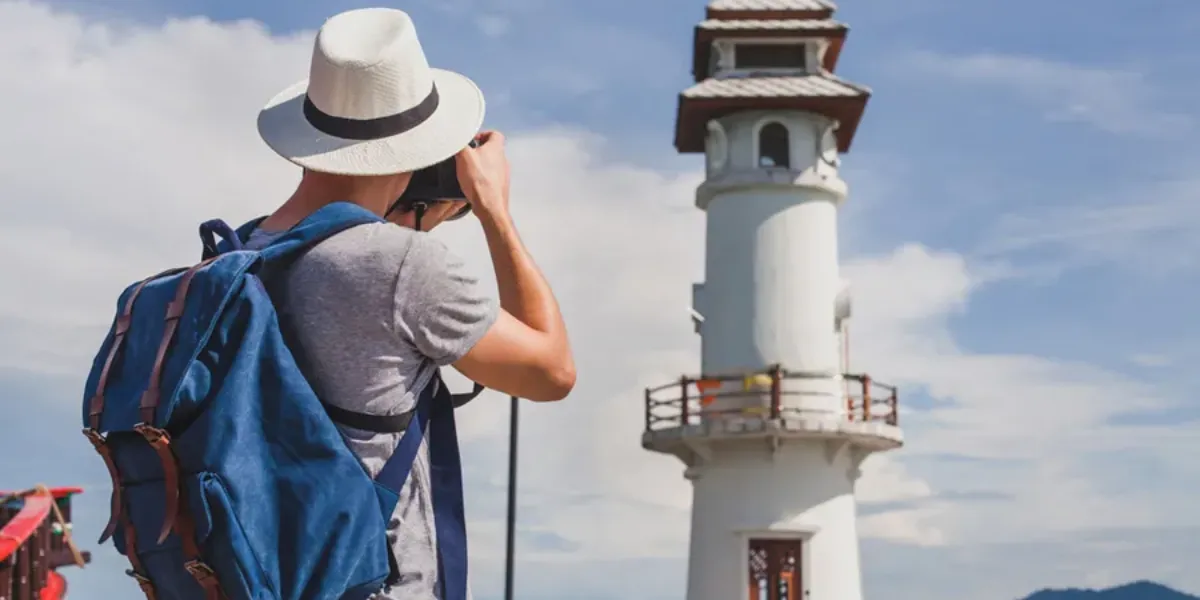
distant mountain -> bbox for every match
[1024,581,1198,600]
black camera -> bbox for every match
[388,139,478,221]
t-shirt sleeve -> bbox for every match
[392,234,498,366]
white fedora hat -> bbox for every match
[257,8,485,176]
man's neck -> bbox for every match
[258,177,393,232]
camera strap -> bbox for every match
[384,199,429,232]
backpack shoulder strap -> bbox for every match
[451,382,485,407]
[255,202,385,266]
[372,373,469,600]
[200,202,384,264]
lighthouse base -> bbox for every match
[680,438,879,600]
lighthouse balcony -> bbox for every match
[642,366,902,456]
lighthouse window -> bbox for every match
[757,122,790,168]
[734,43,808,70]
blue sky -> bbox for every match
[0,0,1198,598]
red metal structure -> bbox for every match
[0,487,90,600]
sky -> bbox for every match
[0,0,1197,599]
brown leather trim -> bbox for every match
[83,266,191,545]
[87,267,185,431]
[123,517,157,600]
[133,425,178,546]
[82,429,123,545]
[132,258,214,550]
[139,258,215,426]
[176,476,228,599]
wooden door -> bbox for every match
[748,538,802,600]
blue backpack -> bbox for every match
[80,202,479,600]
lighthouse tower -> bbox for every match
[642,2,903,600]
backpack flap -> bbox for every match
[82,253,263,434]
[81,251,260,550]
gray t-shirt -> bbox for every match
[246,221,497,600]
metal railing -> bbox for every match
[644,365,898,432]
[0,487,89,600]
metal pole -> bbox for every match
[503,395,519,600]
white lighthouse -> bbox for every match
[642,2,904,600]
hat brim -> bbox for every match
[256,68,485,176]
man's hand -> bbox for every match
[454,131,510,219]
[450,130,576,402]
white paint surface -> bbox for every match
[649,108,902,600]
[686,441,865,600]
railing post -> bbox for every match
[845,375,855,417]
[643,388,651,432]
[888,389,898,426]
[769,364,782,420]
[680,377,690,427]
[861,374,872,422]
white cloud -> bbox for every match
[845,245,1199,549]
[474,14,510,38]
[905,51,1192,136]
[1129,353,1172,368]
[978,174,1200,275]
[0,2,1195,599]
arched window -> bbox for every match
[757,122,790,168]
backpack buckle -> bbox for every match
[183,546,228,599]
[132,424,180,545]
[184,560,216,579]
[132,424,169,445]
[186,559,227,599]
[82,427,105,447]
[125,569,158,600]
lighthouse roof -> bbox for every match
[682,73,868,100]
[706,0,837,20]
[708,0,836,10]
[675,74,870,153]
[698,17,842,30]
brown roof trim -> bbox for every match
[674,93,869,153]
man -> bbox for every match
[248,7,575,599]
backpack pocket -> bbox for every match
[113,474,272,600]
[193,465,392,600]
[186,471,274,600]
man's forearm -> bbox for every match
[478,210,565,338]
